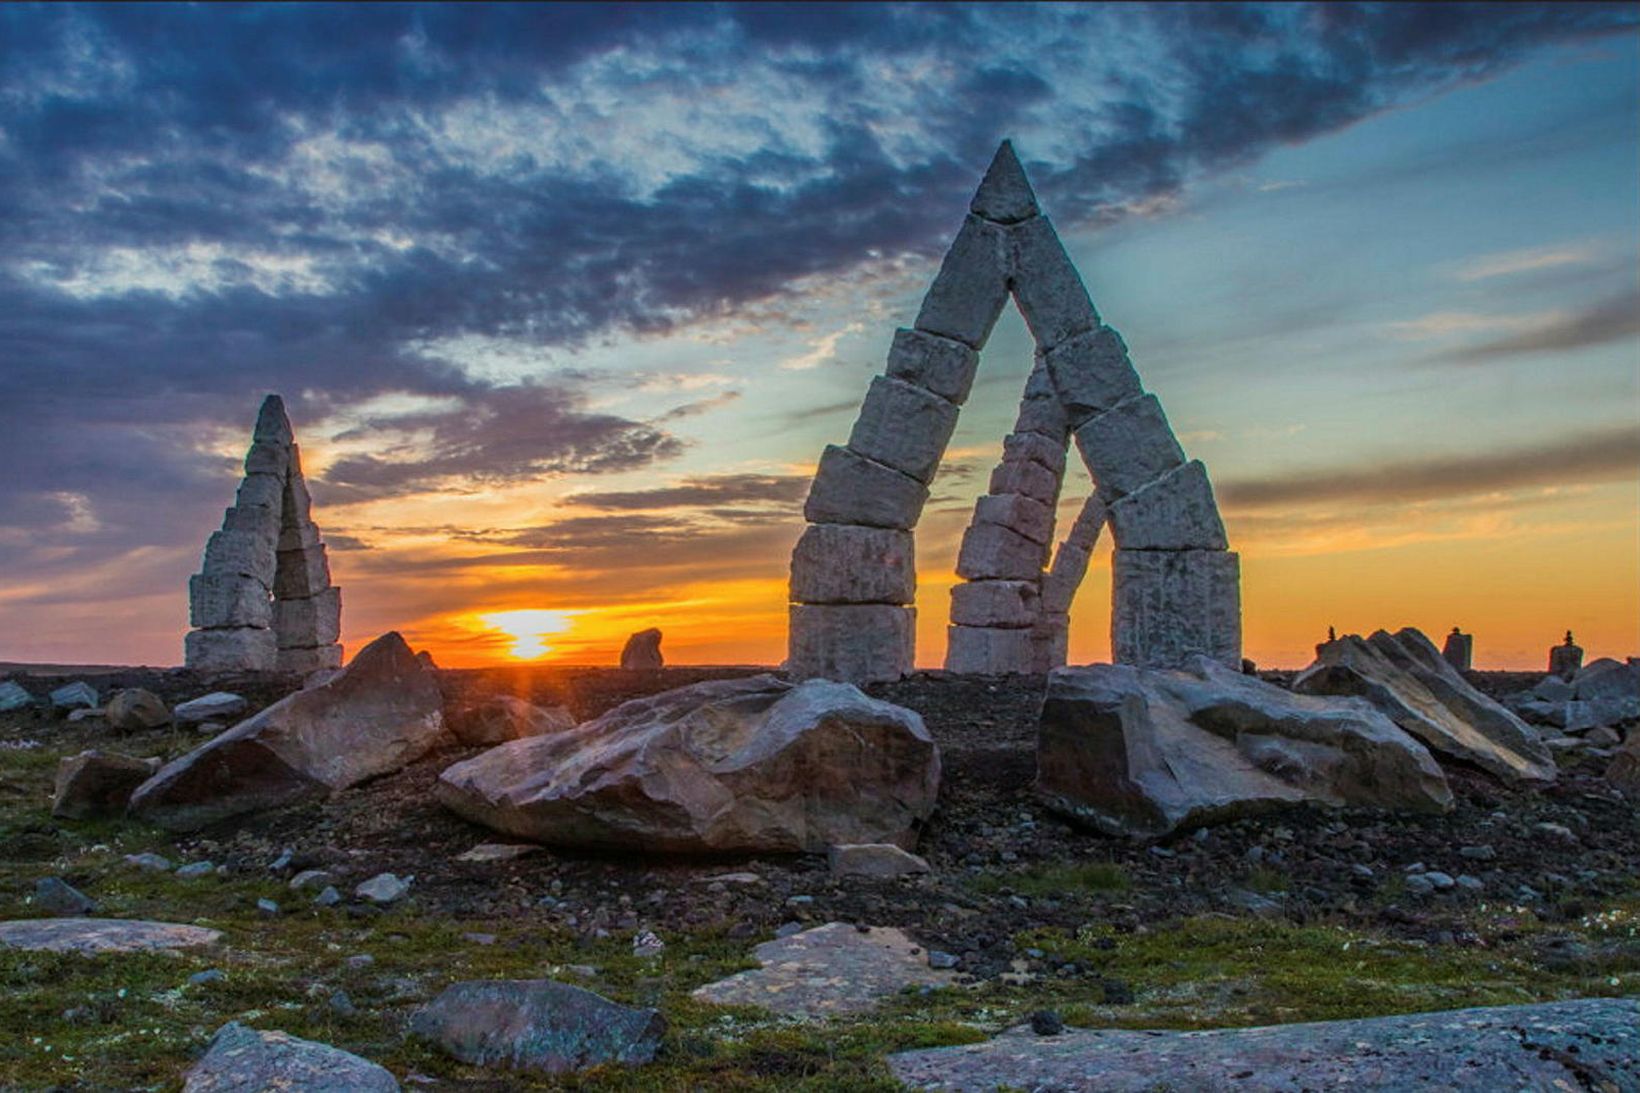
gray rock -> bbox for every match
[455,843,542,863]
[1105,461,1228,550]
[1037,656,1452,839]
[1009,215,1098,350]
[289,869,334,891]
[619,628,664,670]
[787,603,916,684]
[928,950,960,970]
[989,454,1060,504]
[53,750,161,820]
[50,682,99,711]
[950,580,1040,629]
[189,573,274,629]
[1043,326,1143,427]
[972,491,1056,546]
[956,522,1049,582]
[1294,628,1555,783]
[256,898,280,916]
[1071,394,1185,500]
[355,873,410,904]
[172,692,248,725]
[913,214,1010,349]
[33,877,96,916]
[693,922,958,1016]
[411,978,665,1073]
[885,327,980,405]
[969,140,1039,225]
[1110,549,1242,670]
[887,997,1640,1092]
[445,695,576,748]
[185,627,278,675]
[437,675,939,854]
[1608,731,1640,796]
[67,708,105,723]
[790,524,916,605]
[313,886,342,907]
[0,681,36,712]
[175,861,215,879]
[846,375,961,484]
[803,445,930,530]
[188,969,226,986]
[184,1021,398,1092]
[124,852,173,872]
[130,631,447,831]
[828,843,932,878]
[0,917,219,954]
[945,625,1037,675]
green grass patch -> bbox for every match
[971,860,1130,898]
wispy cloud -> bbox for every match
[1219,423,1640,508]
[1454,242,1602,282]
[565,473,808,511]
[779,322,865,371]
[1437,292,1640,364]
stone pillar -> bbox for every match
[1029,495,1107,672]
[1442,628,1473,671]
[185,396,344,675]
[1549,632,1583,681]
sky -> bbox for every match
[1,2,1636,671]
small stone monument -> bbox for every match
[184,395,342,674]
[1549,631,1583,681]
[620,628,663,670]
[1442,627,1473,671]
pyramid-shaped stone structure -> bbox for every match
[789,142,1239,682]
[184,395,342,674]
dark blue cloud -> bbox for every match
[0,0,1633,565]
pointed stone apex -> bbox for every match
[970,141,1039,225]
[253,395,293,446]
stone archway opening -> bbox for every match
[788,142,1240,683]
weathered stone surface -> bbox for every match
[132,632,446,831]
[1110,549,1241,669]
[1573,657,1640,721]
[803,445,929,530]
[946,625,1038,675]
[619,628,664,670]
[692,923,956,1016]
[411,979,664,1073]
[274,587,341,647]
[913,214,1010,349]
[437,675,939,854]
[220,502,280,538]
[788,604,915,684]
[847,375,960,483]
[50,682,99,710]
[0,680,34,712]
[202,528,277,585]
[243,439,290,479]
[885,327,980,405]
[1106,461,1228,550]
[1038,656,1452,839]
[184,1021,399,1092]
[53,750,162,820]
[185,627,278,673]
[356,873,410,904]
[1014,386,1072,439]
[174,692,248,725]
[791,524,915,605]
[888,997,1640,1093]
[1044,325,1144,425]
[1607,731,1640,796]
[950,580,1040,629]
[1030,614,1070,675]
[105,689,170,731]
[1442,628,1474,671]
[456,842,542,863]
[189,573,273,629]
[1001,430,1067,476]
[987,456,1060,505]
[33,877,96,916]
[973,491,1056,546]
[1009,215,1098,350]
[253,393,294,445]
[278,522,323,551]
[275,644,344,674]
[1294,628,1555,784]
[273,546,330,599]
[446,695,576,747]
[1549,635,1584,679]
[969,139,1039,225]
[0,917,221,954]
[233,473,285,514]
[956,522,1049,581]
[1072,394,1187,499]
[1043,497,1106,616]
[828,843,931,878]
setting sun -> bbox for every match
[480,609,576,660]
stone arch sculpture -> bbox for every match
[184,395,343,674]
[788,142,1239,682]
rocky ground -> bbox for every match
[0,664,1636,1089]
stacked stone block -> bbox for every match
[1030,495,1108,672]
[185,395,343,674]
[789,140,1243,682]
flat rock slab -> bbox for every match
[692,922,956,1017]
[0,917,221,954]
[411,978,664,1073]
[185,1021,398,1091]
[888,997,1640,1092]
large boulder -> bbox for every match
[129,632,446,831]
[1293,628,1554,783]
[445,694,576,747]
[436,674,939,854]
[173,692,248,725]
[1608,731,1639,797]
[410,979,664,1073]
[1036,656,1452,840]
[105,689,171,731]
[184,1022,399,1092]
[619,627,664,670]
[0,681,35,712]
[53,750,161,820]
